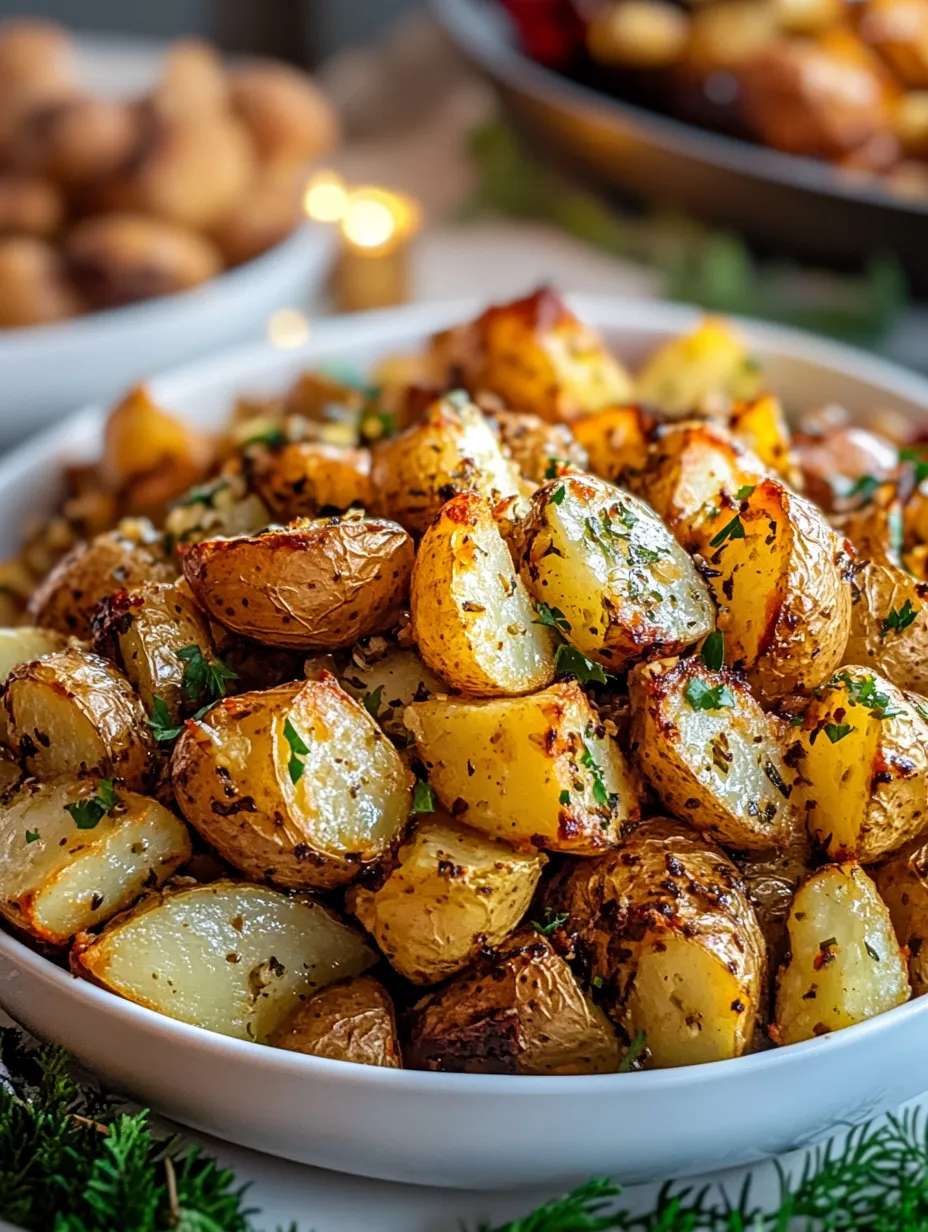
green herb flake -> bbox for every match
[64,779,119,831]
[283,717,309,785]
[580,741,609,808]
[24,830,39,844]
[684,678,735,712]
[410,778,436,814]
[147,695,184,745]
[848,474,879,501]
[533,602,572,633]
[700,629,724,671]
[554,643,610,685]
[549,485,566,506]
[618,1029,647,1073]
[824,722,853,744]
[865,941,881,962]
[177,645,238,708]
[363,685,384,720]
[881,599,919,639]
[709,514,746,549]
[543,458,564,480]
[734,484,756,501]
[591,974,604,989]
[241,425,287,449]
[558,789,571,806]
[532,908,568,937]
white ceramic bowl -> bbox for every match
[1,296,928,1192]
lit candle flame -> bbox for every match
[267,308,310,350]
[303,170,348,223]
[340,188,421,257]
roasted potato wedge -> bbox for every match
[271,974,401,1066]
[516,474,715,672]
[406,929,620,1074]
[774,863,909,1045]
[488,409,587,483]
[634,319,763,414]
[91,580,215,717]
[339,644,447,742]
[728,394,800,484]
[429,287,633,423]
[0,626,67,680]
[692,477,854,697]
[172,675,412,890]
[181,515,413,650]
[629,655,794,850]
[369,394,521,537]
[0,777,190,944]
[411,493,557,697]
[28,522,175,637]
[873,832,928,995]
[547,817,767,1067]
[5,647,153,789]
[571,405,654,484]
[786,666,928,862]
[348,815,546,984]
[843,559,928,694]
[73,879,376,1043]
[249,441,372,521]
[406,681,640,854]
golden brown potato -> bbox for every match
[634,319,763,414]
[0,173,63,237]
[516,474,715,672]
[271,974,401,1066]
[406,680,640,854]
[340,644,447,742]
[348,815,546,984]
[629,654,794,851]
[164,469,271,547]
[430,288,633,423]
[786,665,928,862]
[209,164,302,265]
[0,626,67,682]
[861,0,928,88]
[692,477,854,698]
[684,0,779,72]
[842,559,928,694]
[571,405,654,484]
[0,777,190,944]
[73,879,375,1043]
[411,492,557,697]
[151,39,228,122]
[172,675,412,890]
[488,409,588,483]
[587,0,690,68]
[228,61,339,168]
[775,0,844,32]
[0,236,79,327]
[4,647,154,790]
[91,580,215,717]
[728,395,800,485]
[873,832,928,995]
[0,18,73,93]
[370,394,522,538]
[406,929,620,1074]
[774,862,909,1045]
[66,213,222,311]
[547,817,767,1066]
[249,441,372,521]
[180,516,413,650]
[28,522,175,638]
[733,815,814,966]
[10,96,138,185]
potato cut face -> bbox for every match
[172,676,412,890]
[75,880,376,1042]
[0,626,67,682]
[4,648,153,790]
[634,318,762,414]
[412,492,556,697]
[0,779,190,944]
[874,835,928,996]
[572,405,652,484]
[340,646,447,742]
[181,516,414,650]
[406,681,639,854]
[490,409,588,484]
[517,474,715,672]
[629,655,794,851]
[348,816,546,984]
[271,974,401,1067]
[370,395,522,537]
[787,666,928,862]
[775,863,909,1046]
[691,477,852,697]
[729,395,798,482]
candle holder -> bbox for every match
[333,187,421,313]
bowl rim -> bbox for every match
[2,290,928,1094]
[433,0,928,218]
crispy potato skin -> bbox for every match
[629,655,794,851]
[787,666,928,862]
[348,815,546,984]
[180,517,413,650]
[693,477,854,697]
[406,929,620,1075]
[91,580,214,716]
[774,863,909,1046]
[271,974,402,1066]
[171,676,412,890]
[843,560,928,693]
[516,474,715,672]
[250,442,372,520]
[0,777,190,944]
[411,492,556,697]
[489,409,588,483]
[732,816,814,969]
[547,817,766,1066]
[339,645,447,742]
[874,834,928,995]
[370,395,522,537]
[406,681,640,855]
[28,525,175,638]
[4,647,154,789]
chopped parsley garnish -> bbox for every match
[733,484,755,501]
[532,908,568,937]
[559,789,571,805]
[550,485,566,505]
[410,778,436,814]
[580,741,609,807]
[176,481,221,509]
[709,515,746,548]
[880,599,919,639]
[25,830,39,844]
[241,425,287,449]
[178,645,238,707]
[700,630,724,671]
[555,643,610,685]
[65,780,119,831]
[684,678,734,711]
[824,722,853,744]
[865,941,881,962]
[628,542,662,566]
[829,671,903,719]
[848,474,879,501]
[900,447,928,485]
[618,1029,647,1073]
[148,695,184,744]
[283,718,309,785]
[362,685,384,720]
[543,458,564,480]
[591,975,604,989]
[533,602,572,633]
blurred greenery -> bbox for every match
[462,120,907,345]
